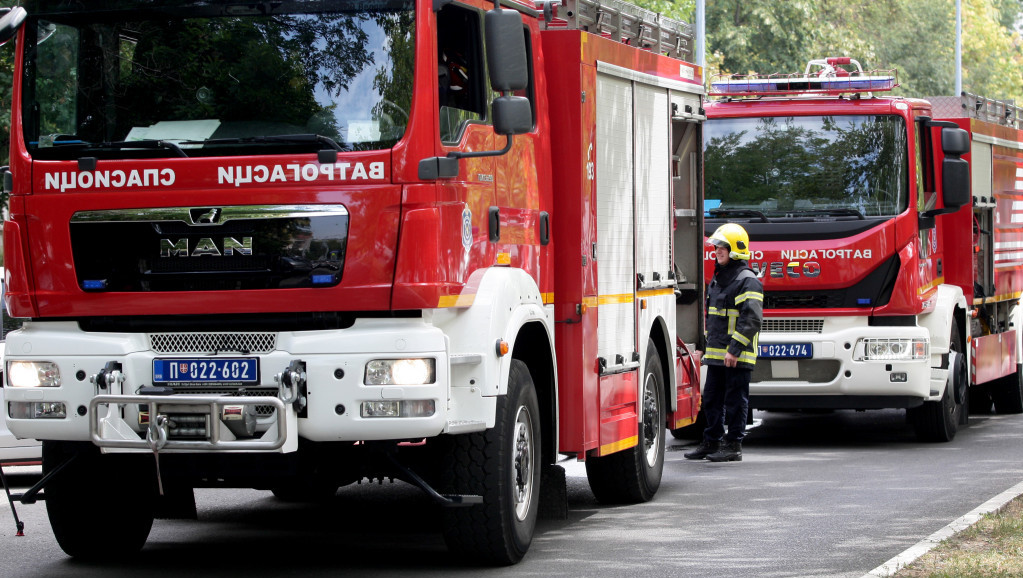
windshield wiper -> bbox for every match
[707,208,769,222]
[52,139,188,157]
[183,134,346,151]
[787,208,865,220]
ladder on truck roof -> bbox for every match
[536,0,694,62]
[925,92,1021,131]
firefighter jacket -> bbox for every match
[704,259,764,370]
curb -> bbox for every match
[863,478,1023,577]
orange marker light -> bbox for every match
[496,340,510,356]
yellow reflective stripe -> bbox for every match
[709,307,727,317]
[438,294,476,308]
[728,316,736,335]
[598,293,634,305]
[599,435,638,456]
[735,291,763,304]
[637,288,675,298]
[732,332,751,346]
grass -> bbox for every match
[895,495,1023,577]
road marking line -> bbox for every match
[862,478,1023,577]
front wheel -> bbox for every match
[585,339,665,503]
[909,322,964,442]
[440,359,541,565]
[44,441,156,559]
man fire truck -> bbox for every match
[704,57,1023,442]
[0,0,705,564]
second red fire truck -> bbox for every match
[0,0,704,564]
[704,57,1023,442]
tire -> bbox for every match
[44,441,156,559]
[909,322,964,442]
[440,359,541,565]
[585,340,665,504]
[991,364,1023,414]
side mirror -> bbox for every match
[940,127,970,210]
[493,96,532,136]
[941,127,970,156]
[0,7,26,47]
[484,9,528,92]
[942,158,970,210]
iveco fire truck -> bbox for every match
[704,57,1023,442]
[0,0,705,564]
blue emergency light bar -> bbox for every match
[712,75,897,96]
[711,58,898,97]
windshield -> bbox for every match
[704,115,909,219]
[21,0,415,160]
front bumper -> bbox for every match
[4,319,489,452]
[750,316,939,408]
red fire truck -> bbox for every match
[0,0,704,564]
[704,57,1023,442]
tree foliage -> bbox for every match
[643,0,1022,104]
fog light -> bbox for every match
[9,401,67,419]
[360,400,436,418]
[8,361,62,388]
[362,401,399,417]
[364,359,436,385]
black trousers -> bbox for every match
[702,364,751,443]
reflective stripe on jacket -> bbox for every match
[704,260,764,369]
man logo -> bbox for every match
[189,207,222,225]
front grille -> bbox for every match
[150,332,277,354]
[765,291,844,309]
[69,205,348,292]
[762,319,824,334]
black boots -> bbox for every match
[706,440,742,462]
[683,439,720,460]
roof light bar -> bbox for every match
[711,57,898,97]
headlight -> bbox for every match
[7,361,62,387]
[364,359,436,385]
[854,338,928,361]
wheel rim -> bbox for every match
[512,405,535,521]
[642,372,660,468]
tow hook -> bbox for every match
[275,360,307,413]
[146,414,169,495]
[90,361,124,391]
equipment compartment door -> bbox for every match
[595,73,637,371]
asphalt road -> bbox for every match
[3,408,1023,577]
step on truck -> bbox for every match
[0,0,704,563]
[704,57,1023,442]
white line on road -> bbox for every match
[863,478,1023,577]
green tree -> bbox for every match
[637,0,1023,104]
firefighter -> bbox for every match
[685,223,763,462]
